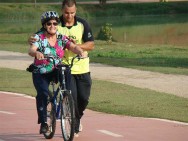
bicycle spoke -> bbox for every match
[60,91,75,141]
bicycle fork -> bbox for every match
[50,83,61,120]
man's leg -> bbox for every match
[70,73,92,133]
[77,72,92,117]
[69,75,80,133]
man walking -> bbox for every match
[58,0,94,137]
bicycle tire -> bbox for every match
[43,92,56,139]
[60,90,75,141]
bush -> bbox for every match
[97,23,113,44]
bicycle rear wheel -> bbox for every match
[60,90,75,141]
[43,93,56,139]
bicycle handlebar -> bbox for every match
[69,55,86,68]
[43,55,87,69]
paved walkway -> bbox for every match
[0,91,188,141]
[90,63,188,98]
[0,51,188,98]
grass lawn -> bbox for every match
[0,68,188,123]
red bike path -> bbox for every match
[0,91,188,141]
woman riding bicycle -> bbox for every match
[28,11,84,134]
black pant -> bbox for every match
[70,72,92,132]
[32,71,56,124]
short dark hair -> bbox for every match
[62,0,76,9]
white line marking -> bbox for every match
[148,118,188,126]
[98,130,123,137]
[0,110,16,115]
[0,91,34,99]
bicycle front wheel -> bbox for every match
[60,90,75,141]
[43,93,56,139]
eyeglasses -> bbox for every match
[46,22,58,26]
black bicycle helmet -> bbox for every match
[41,11,60,26]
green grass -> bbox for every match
[0,68,188,123]
[0,43,28,53]
[90,41,188,75]
[0,68,35,96]
[111,22,188,46]
[90,80,188,122]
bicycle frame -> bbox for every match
[50,65,70,119]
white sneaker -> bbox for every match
[79,122,83,132]
[74,133,79,137]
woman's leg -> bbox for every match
[32,73,50,124]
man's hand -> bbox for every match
[28,34,37,45]
[81,51,88,58]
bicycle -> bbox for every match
[42,55,81,141]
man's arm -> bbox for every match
[28,36,37,45]
[76,17,95,51]
[77,41,94,51]
[28,28,43,45]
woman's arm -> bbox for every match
[28,45,44,59]
[68,42,85,57]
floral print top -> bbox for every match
[32,31,71,74]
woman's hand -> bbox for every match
[35,51,44,60]
[69,42,87,57]
[28,45,44,60]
